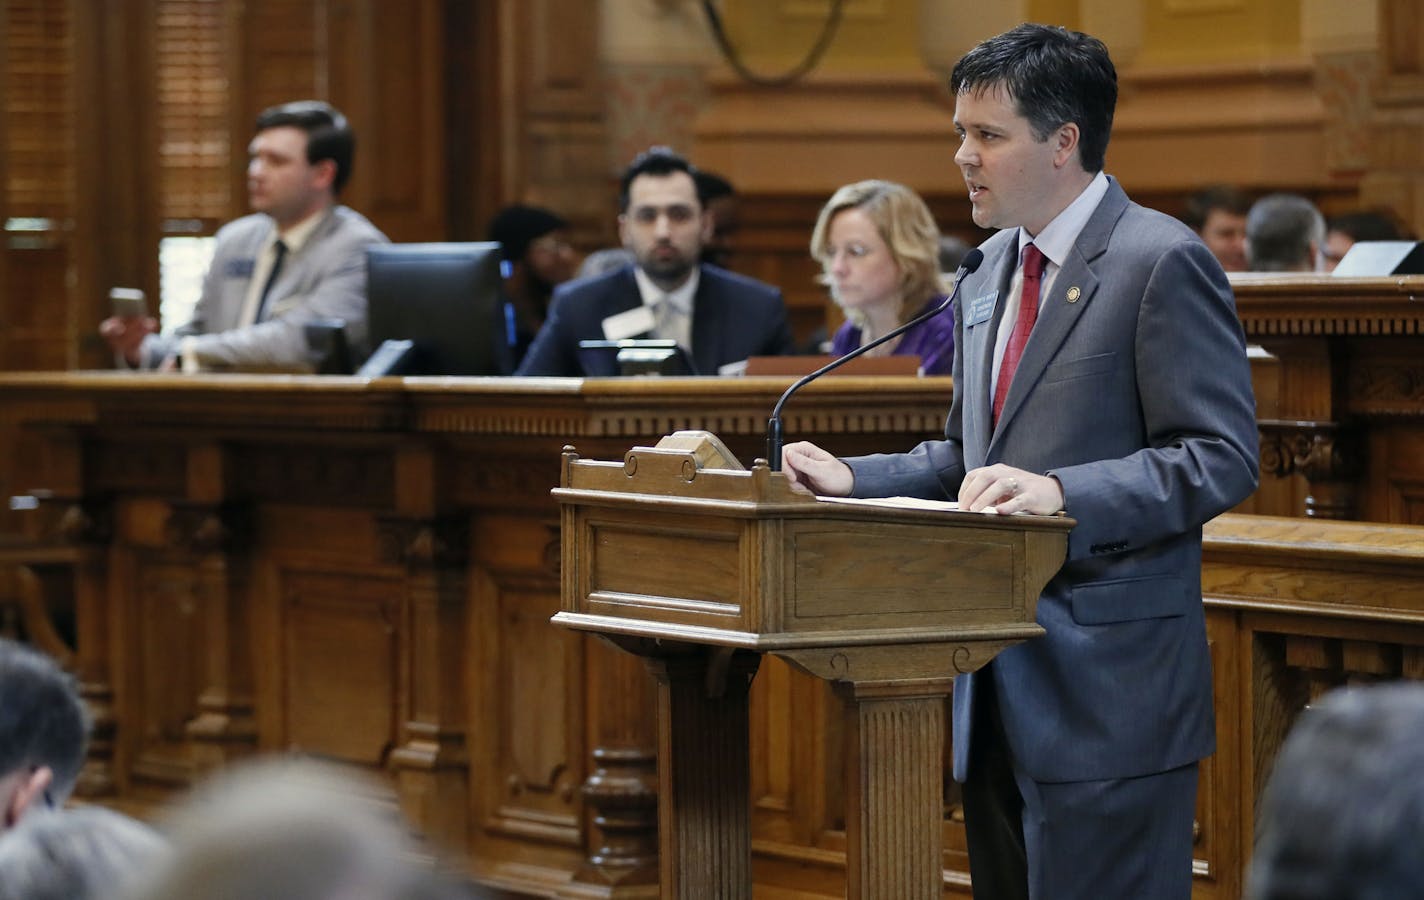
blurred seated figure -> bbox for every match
[0,807,168,900]
[99,100,388,371]
[1246,193,1326,272]
[128,757,490,900]
[516,146,794,376]
[811,180,953,375]
[0,637,89,831]
[695,169,740,269]
[486,204,580,366]
[1323,209,1406,273]
[1247,682,1424,900]
[938,234,973,274]
[1183,184,1251,272]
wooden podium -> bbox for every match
[552,437,1073,899]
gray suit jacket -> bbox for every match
[847,178,1259,784]
[142,206,388,369]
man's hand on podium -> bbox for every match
[781,441,853,497]
[960,464,1064,516]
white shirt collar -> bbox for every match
[268,206,330,254]
[633,265,699,315]
[1016,171,1110,268]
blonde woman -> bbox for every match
[810,180,953,374]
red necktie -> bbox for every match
[993,243,1046,425]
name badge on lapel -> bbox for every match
[965,291,998,327]
[225,258,256,278]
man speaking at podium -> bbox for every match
[782,24,1258,900]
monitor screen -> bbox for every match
[363,242,512,376]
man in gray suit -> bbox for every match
[782,24,1258,900]
[100,101,388,371]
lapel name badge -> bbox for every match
[966,291,998,327]
[1066,286,1081,303]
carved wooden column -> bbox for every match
[646,648,761,900]
[166,497,257,770]
[379,513,470,852]
[557,639,660,899]
[834,681,952,898]
[168,442,257,772]
[34,491,116,796]
[382,439,471,852]
[25,425,119,796]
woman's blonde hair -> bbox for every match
[809,180,947,328]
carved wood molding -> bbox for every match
[1232,276,1424,338]
[375,516,470,569]
[28,494,111,545]
[1258,420,1361,482]
[1347,359,1424,415]
[163,501,250,554]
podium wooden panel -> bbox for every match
[553,441,1072,898]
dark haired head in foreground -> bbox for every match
[1248,682,1424,900]
[0,638,89,830]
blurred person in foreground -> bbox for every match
[515,146,795,376]
[126,757,489,900]
[100,100,388,371]
[1247,682,1424,900]
[0,637,89,830]
[811,179,955,375]
[0,806,168,900]
[781,23,1257,900]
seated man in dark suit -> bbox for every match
[515,146,795,376]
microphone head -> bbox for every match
[960,248,984,275]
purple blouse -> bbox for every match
[828,295,954,375]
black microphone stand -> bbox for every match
[766,248,984,470]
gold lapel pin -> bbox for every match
[1066,286,1081,303]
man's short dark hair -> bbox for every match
[1183,185,1252,232]
[1246,193,1325,272]
[1327,209,1405,242]
[618,146,700,213]
[694,170,735,204]
[1247,682,1424,900]
[0,639,90,804]
[255,100,355,194]
[486,204,568,264]
[950,23,1117,174]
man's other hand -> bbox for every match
[781,441,854,497]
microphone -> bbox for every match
[766,248,984,471]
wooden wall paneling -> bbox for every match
[242,0,321,114]
[441,0,502,240]
[72,1,162,371]
[496,0,610,251]
[326,0,446,241]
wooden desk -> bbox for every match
[3,371,1421,898]
[0,372,953,897]
[1232,275,1424,523]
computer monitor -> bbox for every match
[361,242,512,376]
